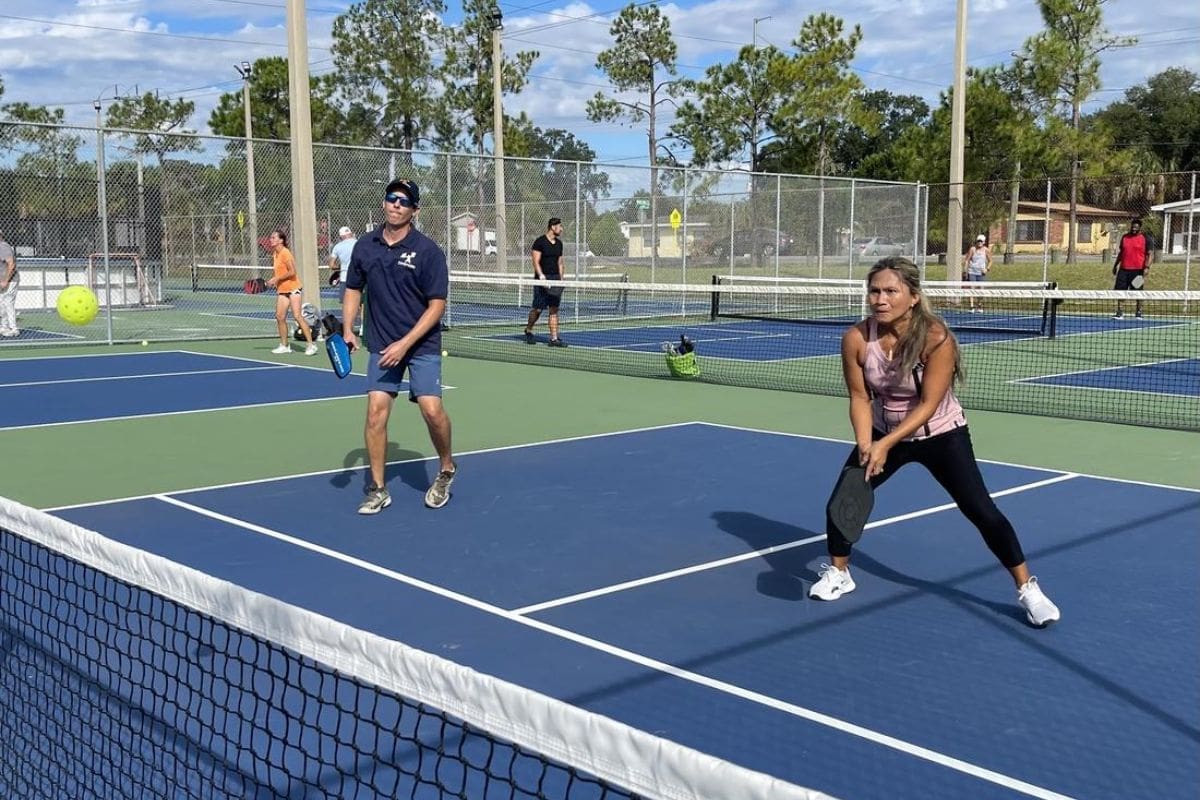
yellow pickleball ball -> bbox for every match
[57,285,99,326]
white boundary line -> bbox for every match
[1008,356,1200,400]
[511,472,1079,616]
[149,492,1077,800]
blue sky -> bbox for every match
[1,0,1197,165]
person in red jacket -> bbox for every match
[1112,218,1153,319]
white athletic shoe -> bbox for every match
[809,564,856,601]
[304,343,318,356]
[271,344,291,354]
[1018,576,1060,627]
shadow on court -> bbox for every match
[330,444,427,494]
[710,511,823,601]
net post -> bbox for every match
[710,273,721,320]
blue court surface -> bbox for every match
[0,351,367,429]
[1019,357,1200,397]
[47,423,1199,800]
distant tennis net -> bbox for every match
[0,497,831,800]
[712,275,1058,336]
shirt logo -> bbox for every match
[396,252,417,270]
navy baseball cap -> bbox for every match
[384,179,419,207]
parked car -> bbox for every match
[706,228,796,259]
[853,236,907,257]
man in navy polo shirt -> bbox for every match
[342,179,458,512]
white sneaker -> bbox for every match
[304,343,318,356]
[0,329,18,338]
[809,564,856,601]
[1018,576,1060,627]
[271,344,291,354]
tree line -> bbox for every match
[1,0,1197,262]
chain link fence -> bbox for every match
[1,120,922,346]
[5,120,1193,347]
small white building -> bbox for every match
[449,213,496,254]
[1149,198,1200,255]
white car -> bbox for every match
[854,236,908,257]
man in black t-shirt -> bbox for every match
[523,217,568,347]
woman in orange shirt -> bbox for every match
[264,229,316,355]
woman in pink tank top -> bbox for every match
[809,258,1060,628]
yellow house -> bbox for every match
[991,202,1131,256]
[621,222,710,258]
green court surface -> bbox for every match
[2,339,1197,511]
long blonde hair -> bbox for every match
[867,257,964,384]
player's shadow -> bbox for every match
[710,511,826,602]
[330,444,429,495]
[848,551,1026,623]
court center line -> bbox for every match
[510,472,1080,616]
[0,364,285,389]
[153,493,1077,800]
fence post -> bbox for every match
[817,177,825,276]
[846,178,856,281]
[1185,171,1196,301]
[681,167,689,286]
[95,121,114,344]
[912,182,920,276]
[575,161,583,279]
[1042,179,1052,285]
[774,173,782,279]
[920,183,930,283]
[445,155,452,273]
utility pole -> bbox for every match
[235,61,259,267]
[284,0,321,311]
[947,0,968,281]
[94,96,113,340]
[491,10,508,273]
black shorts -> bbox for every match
[1114,269,1145,290]
[532,284,562,310]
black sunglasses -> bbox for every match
[384,193,414,207]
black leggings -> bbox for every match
[825,426,1026,568]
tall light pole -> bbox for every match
[491,10,508,273]
[235,61,259,267]
[947,0,968,281]
[285,0,321,310]
[753,15,772,47]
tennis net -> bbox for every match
[443,275,1200,431]
[0,497,831,800]
[446,272,630,328]
[712,276,1056,336]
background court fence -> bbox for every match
[1,120,920,343]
